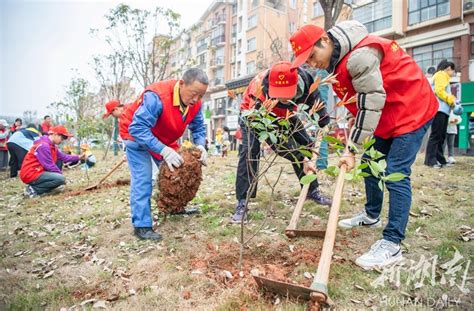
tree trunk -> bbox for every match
[320,0,345,31]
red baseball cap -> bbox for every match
[102,100,121,119]
[290,24,326,68]
[49,125,73,137]
[268,61,298,99]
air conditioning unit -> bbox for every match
[465,0,474,11]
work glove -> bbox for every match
[196,145,208,166]
[160,146,183,172]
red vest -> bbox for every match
[20,140,58,184]
[119,80,203,160]
[240,70,295,119]
[333,36,438,139]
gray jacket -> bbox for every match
[329,21,386,145]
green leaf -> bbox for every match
[378,159,387,172]
[357,163,369,170]
[378,180,384,191]
[268,132,277,144]
[345,173,354,181]
[258,132,269,142]
[385,172,407,182]
[324,166,340,177]
[359,172,371,177]
[323,136,343,146]
[300,174,317,185]
[368,161,380,176]
[299,148,313,158]
[362,138,376,150]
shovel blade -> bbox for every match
[84,184,100,191]
[253,275,314,300]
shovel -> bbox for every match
[85,158,126,191]
[254,163,348,308]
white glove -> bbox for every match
[160,146,183,172]
[197,145,208,166]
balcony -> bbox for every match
[210,56,225,68]
[211,14,226,27]
[197,43,208,54]
[211,34,226,46]
[210,77,224,88]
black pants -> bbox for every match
[6,142,27,178]
[235,116,318,201]
[424,111,449,166]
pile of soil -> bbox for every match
[157,148,203,214]
[189,241,321,289]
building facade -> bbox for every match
[166,0,474,145]
[352,0,474,82]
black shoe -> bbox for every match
[168,207,201,215]
[134,227,163,241]
[307,189,332,206]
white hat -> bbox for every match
[0,119,8,127]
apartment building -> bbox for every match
[165,0,349,142]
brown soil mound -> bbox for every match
[189,241,321,288]
[157,148,202,214]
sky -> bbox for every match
[0,0,214,119]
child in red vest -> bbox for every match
[119,68,208,241]
[232,61,331,224]
[290,21,438,270]
[20,125,84,198]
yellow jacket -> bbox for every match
[432,70,456,105]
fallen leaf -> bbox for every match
[92,300,107,309]
[303,272,312,279]
[43,270,54,279]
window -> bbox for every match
[237,61,241,77]
[353,0,392,33]
[265,0,285,11]
[238,16,243,32]
[238,39,242,54]
[232,3,237,15]
[248,15,257,29]
[251,0,259,8]
[247,37,257,52]
[408,0,450,26]
[247,60,256,74]
[471,36,474,59]
[412,40,454,73]
[313,1,323,17]
[289,22,296,33]
[289,0,297,9]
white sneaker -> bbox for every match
[338,211,381,229]
[355,239,403,270]
[447,156,456,164]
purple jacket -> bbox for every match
[34,136,79,174]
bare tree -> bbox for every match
[92,51,136,104]
[320,0,345,30]
[104,4,182,88]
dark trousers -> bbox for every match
[7,142,27,178]
[29,172,66,195]
[235,117,318,201]
[363,119,432,244]
[0,150,8,171]
[424,111,449,166]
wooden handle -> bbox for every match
[285,126,329,236]
[311,164,347,293]
[286,181,311,233]
[96,158,126,185]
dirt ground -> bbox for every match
[0,150,472,310]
